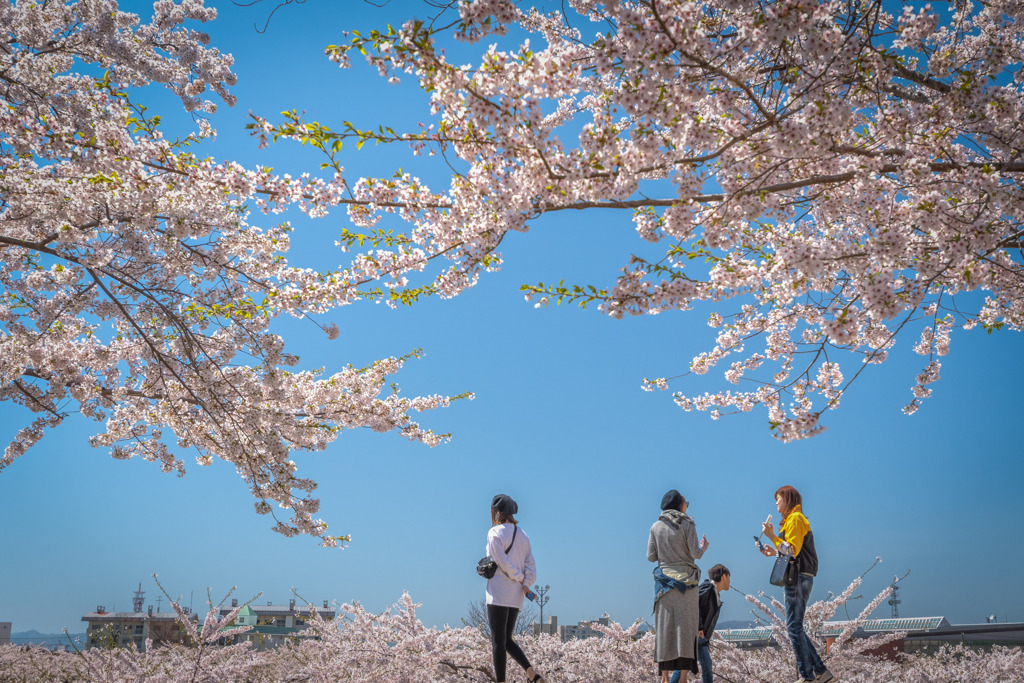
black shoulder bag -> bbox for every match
[769,552,798,587]
[769,530,799,587]
[476,525,518,579]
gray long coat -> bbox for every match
[648,512,706,663]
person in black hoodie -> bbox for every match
[670,564,729,683]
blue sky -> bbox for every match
[2,0,1023,637]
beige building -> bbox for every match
[560,616,611,641]
[529,615,612,641]
[81,587,336,651]
[81,606,194,651]
[82,583,196,651]
[530,615,559,638]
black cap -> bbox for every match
[661,489,685,511]
[491,494,518,515]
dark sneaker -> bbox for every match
[815,670,834,683]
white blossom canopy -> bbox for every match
[0,0,461,545]
[258,0,1024,441]
[4,0,1023,543]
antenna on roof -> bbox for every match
[133,582,146,613]
[888,583,901,618]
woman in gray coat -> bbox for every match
[648,489,708,683]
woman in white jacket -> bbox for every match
[485,494,545,683]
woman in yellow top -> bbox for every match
[760,485,833,683]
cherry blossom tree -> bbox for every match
[0,0,463,545]
[6,0,1023,541]
[256,0,1024,441]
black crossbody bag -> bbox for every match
[476,525,518,579]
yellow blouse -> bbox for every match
[773,505,811,557]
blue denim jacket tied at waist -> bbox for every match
[653,562,700,612]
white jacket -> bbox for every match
[485,523,536,608]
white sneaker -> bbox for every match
[792,677,814,683]
[815,671,834,683]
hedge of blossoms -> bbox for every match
[256,0,1024,442]
[0,0,467,545]
[1,575,1022,682]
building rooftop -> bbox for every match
[82,612,184,621]
[217,604,335,616]
[718,616,1013,643]
[817,616,949,637]
[719,626,773,643]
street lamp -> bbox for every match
[533,584,550,634]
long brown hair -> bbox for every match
[774,485,802,518]
[491,508,518,526]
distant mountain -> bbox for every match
[10,630,86,647]
[716,620,759,630]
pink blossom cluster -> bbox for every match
[0,0,464,543]
[259,0,1024,442]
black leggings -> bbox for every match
[487,604,533,681]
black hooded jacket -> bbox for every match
[698,579,723,641]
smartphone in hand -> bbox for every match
[753,535,767,552]
[525,588,537,601]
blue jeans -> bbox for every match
[667,639,712,683]
[785,574,826,680]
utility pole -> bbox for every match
[533,584,550,634]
